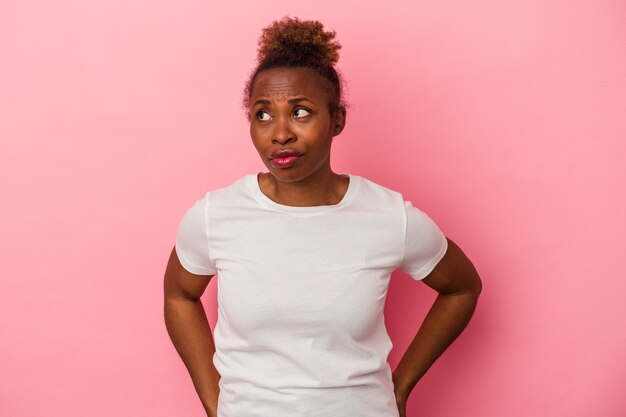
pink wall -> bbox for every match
[1,1,624,416]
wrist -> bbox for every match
[202,397,219,417]
[392,371,412,400]
[203,405,218,417]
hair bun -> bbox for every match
[257,16,341,67]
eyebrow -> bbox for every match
[252,97,313,107]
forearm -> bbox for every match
[164,296,221,416]
[392,290,479,400]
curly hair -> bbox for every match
[243,16,346,117]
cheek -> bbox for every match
[312,120,334,140]
[249,125,263,145]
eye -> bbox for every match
[256,110,272,121]
[293,107,311,118]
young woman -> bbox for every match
[164,17,482,417]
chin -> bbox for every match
[267,169,310,183]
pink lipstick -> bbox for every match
[269,148,303,168]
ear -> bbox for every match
[332,106,347,136]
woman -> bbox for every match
[164,17,481,417]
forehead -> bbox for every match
[250,68,330,103]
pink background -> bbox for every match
[1,1,625,416]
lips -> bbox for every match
[269,148,303,159]
[269,148,303,168]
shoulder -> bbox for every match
[207,173,255,200]
[176,174,252,228]
[181,174,253,210]
[355,175,437,215]
[353,174,405,203]
[202,174,251,199]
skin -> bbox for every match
[163,67,482,417]
[164,250,220,417]
[249,67,348,207]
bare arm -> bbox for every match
[392,238,482,414]
[163,246,220,417]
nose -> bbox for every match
[271,117,296,145]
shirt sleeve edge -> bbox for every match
[174,244,217,276]
[406,236,448,281]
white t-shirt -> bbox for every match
[175,173,448,417]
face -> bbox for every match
[248,67,346,184]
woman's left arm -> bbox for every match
[392,238,482,414]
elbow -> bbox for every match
[469,272,482,304]
[464,256,482,300]
[450,270,482,302]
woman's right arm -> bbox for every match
[163,246,220,417]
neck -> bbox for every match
[259,169,349,207]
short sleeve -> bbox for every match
[174,193,217,276]
[398,200,448,280]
